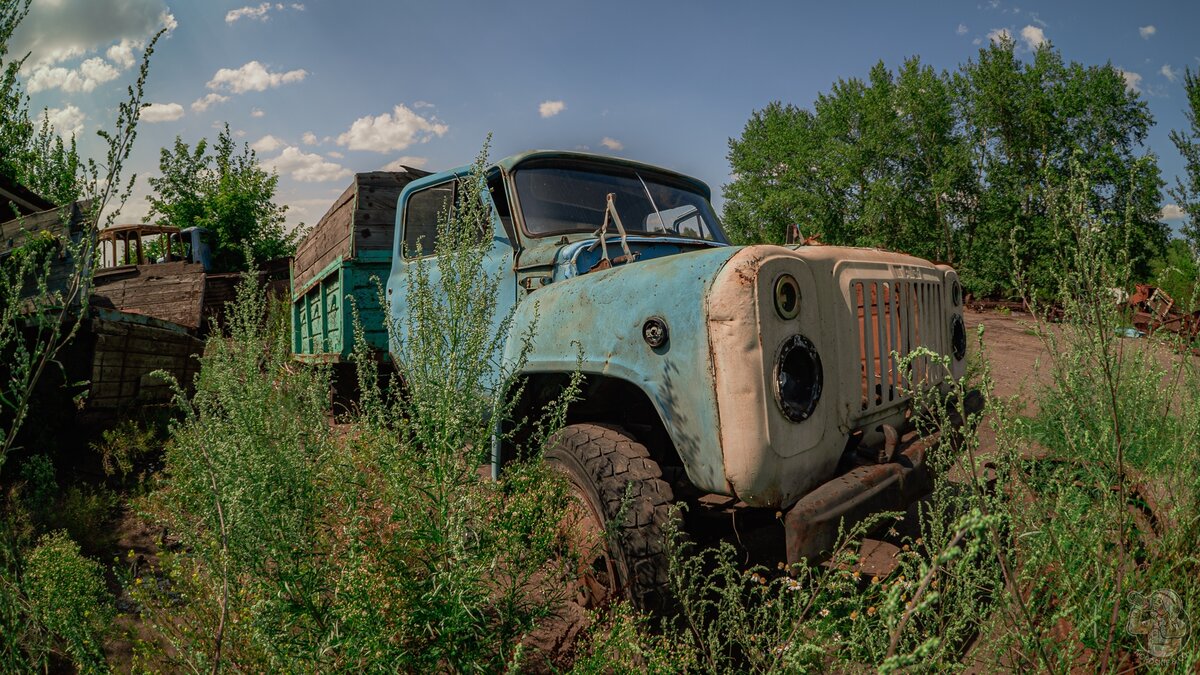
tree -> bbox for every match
[725,57,974,264]
[0,1,84,208]
[146,124,294,272]
[723,39,1165,298]
[1170,68,1200,252]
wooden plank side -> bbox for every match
[352,169,430,254]
[91,263,206,329]
[86,314,203,410]
[292,182,355,291]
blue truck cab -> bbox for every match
[299,150,976,609]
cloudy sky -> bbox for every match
[12,0,1200,231]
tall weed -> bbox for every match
[135,142,579,672]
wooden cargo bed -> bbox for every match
[291,168,429,362]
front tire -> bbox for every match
[546,423,675,611]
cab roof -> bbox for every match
[432,150,713,201]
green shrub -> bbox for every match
[134,142,578,672]
[21,530,112,673]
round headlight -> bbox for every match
[951,315,966,361]
[951,279,962,307]
[774,335,823,422]
[774,274,801,320]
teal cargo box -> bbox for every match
[291,168,429,362]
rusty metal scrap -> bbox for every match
[1126,283,1200,339]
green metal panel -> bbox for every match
[291,255,393,363]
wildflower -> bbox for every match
[867,606,877,616]
[902,544,911,552]
[777,561,786,571]
[852,570,861,581]
[871,575,880,585]
[819,608,830,617]
[850,610,859,620]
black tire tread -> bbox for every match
[547,422,675,610]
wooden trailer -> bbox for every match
[291,168,430,362]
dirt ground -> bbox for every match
[964,308,1054,414]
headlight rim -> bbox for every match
[773,273,802,321]
[773,333,823,422]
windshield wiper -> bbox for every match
[636,172,667,234]
[587,193,637,271]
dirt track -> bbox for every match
[965,309,1054,415]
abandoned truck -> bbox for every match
[291,150,977,609]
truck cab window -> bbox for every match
[488,172,513,240]
[403,182,455,257]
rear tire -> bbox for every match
[546,423,676,611]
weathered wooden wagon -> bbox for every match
[1,176,204,420]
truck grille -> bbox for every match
[851,279,947,412]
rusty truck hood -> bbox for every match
[707,245,964,507]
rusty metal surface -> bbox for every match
[1127,283,1200,340]
[783,429,936,565]
[782,390,984,565]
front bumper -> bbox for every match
[782,390,984,564]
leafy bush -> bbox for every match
[134,142,578,672]
[20,531,112,673]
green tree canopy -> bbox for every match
[1169,67,1200,252]
[724,38,1166,298]
[146,124,295,272]
[0,0,84,209]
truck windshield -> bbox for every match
[513,164,727,243]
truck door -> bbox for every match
[387,173,519,388]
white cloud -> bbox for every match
[225,2,305,24]
[336,104,448,152]
[1160,204,1186,221]
[9,0,175,69]
[326,151,343,159]
[1139,25,1156,39]
[106,38,138,69]
[301,131,318,145]
[381,156,429,171]
[1161,64,1180,82]
[141,102,184,123]
[539,100,566,118]
[412,100,434,109]
[1019,25,1046,50]
[251,134,285,153]
[956,23,968,36]
[26,56,123,93]
[282,196,336,231]
[600,137,623,151]
[43,105,86,138]
[265,146,352,183]
[1119,69,1143,93]
[207,60,307,94]
[191,93,229,112]
[987,28,1011,44]
[251,107,265,118]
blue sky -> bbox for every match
[12,0,1200,231]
